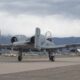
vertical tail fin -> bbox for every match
[35,27,41,49]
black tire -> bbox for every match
[49,55,55,62]
[18,56,22,62]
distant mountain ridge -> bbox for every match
[0,35,11,44]
[0,35,80,45]
[53,37,80,45]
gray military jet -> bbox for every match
[0,28,80,62]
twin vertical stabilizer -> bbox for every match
[35,28,41,49]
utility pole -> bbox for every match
[0,30,1,55]
[0,30,1,43]
[0,30,1,36]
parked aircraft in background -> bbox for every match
[0,27,80,62]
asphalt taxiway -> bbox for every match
[0,56,80,80]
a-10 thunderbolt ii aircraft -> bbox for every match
[0,27,80,62]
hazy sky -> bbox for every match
[0,0,80,37]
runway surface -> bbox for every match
[0,56,80,80]
[0,56,80,74]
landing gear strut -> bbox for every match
[18,49,23,62]
[48,51,55,62]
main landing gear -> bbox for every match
[18,50,23,62]
[17,49,55,62]
[48,51,55,62]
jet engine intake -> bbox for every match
[11,35,27,43]
[30,36,35,43]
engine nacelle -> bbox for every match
[11,37,18,43]
[30,36,35,43]
[11,35,27,43]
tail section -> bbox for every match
[35,28,41,49]
[35,27,55,49]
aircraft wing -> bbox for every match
[64,43,80,50]
[40,41,80,50]
[0,44,12,48]
[0,40,34,49]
